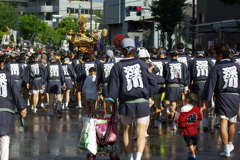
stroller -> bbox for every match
[86,115,120,160]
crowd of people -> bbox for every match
[0,38,240,160]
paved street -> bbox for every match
[9,105,240,160]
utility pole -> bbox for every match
[192,0,195,51]
[36,0,39,36]
[90,0,93,34]
[78,4,81,19]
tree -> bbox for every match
[55,17,78,41]
[150,0,186,50]
[35,28,61,45]
[93,10,104,24]
[19,14,51,40]
[0,2,19,31]
[220,0,240,5]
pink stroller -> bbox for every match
[86,115,119,160]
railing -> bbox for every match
[26,6,59,13]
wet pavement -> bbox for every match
[10,104,240,160]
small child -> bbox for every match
[82,67,98,117]
[172,92,202,160]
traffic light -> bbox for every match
[126,6,142,16]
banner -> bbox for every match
[61,40,69,51]
[1,35,10,45]
[12,30,17,43]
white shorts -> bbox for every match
[29,90,40,95]
[39,88,46,94]
[219,115,237,123]
[0,135,10,160]
[121,115,149,124]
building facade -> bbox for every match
[104,0,156,49]
[104,0,194,49]
[197,0,240,49]
[26,0,104,28]
[0,0,28,15]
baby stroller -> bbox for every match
[86,115,120,160]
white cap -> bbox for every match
[121,38,135,48]
[106,50,114,58]
[136,47,150,58]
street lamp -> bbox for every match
[90,0,93,34]
[192,0,195,51]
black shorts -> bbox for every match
[47,80,62,94]
[65,78,73,90]
[165,86,183,101]
[191,81,206,99]
[183,135,197,147]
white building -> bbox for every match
[26,0,104,28]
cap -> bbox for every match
[159,50,166,54]
[121,38,135,48]
[197,51,205,54]
[136,47,150,58]
[106,50,114,58]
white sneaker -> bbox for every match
[27,100,30,106]
[220,145,231,157]
[33,108,37,113]
[172,122,177,130]
[154,120,159,128]
[228,144,234,152]
[76,105,83,109]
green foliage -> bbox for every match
[150,0,186,49]
[18,14,60,45]
[35,28,61,45]
[93,10,104,24]
[19,14,52,40]
[0,2,19,31]
[55,17,79,40]
[150,0,186,33]
[220,0,240,5]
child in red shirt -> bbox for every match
[172,92,202,160]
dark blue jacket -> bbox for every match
[107,58,157,102]
[0,70,26,135]
[202,59,240,117]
